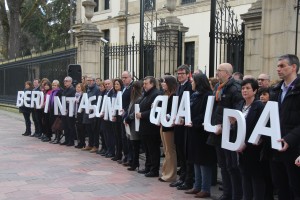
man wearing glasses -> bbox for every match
[61,76,76,146]
[170,64,194,191]
[257,74,271,89]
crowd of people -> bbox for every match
[18,54,300,200]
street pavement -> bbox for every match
[0,108,222,200]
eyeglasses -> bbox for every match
[64,80,70,82]
[217,69,226,72]
[122,77,128,79]
[257,79,268,81]
[177,73,187,76]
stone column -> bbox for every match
[75,0,103,78]
[241,0,262,77]
[153,0,189,77]
[261,0,298,80]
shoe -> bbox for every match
[66,143,74,146]
[90,147,98,153]
[138,169,150,174]
[217,195,232,200]
[97,148,106,154]
[177,183,193,190]
[185,189,201,194]
[122,162,131,166]
[127,165,139,171]
[105,153,114,158]
[75,143,85,149]
[111,157,120,161]
[145,171,159,178]
[117,160,123,164]
[42,137,50,142]
[82,146,93,151]
[22,132,30,136]
[60,141,68,145]
[169,180,184,187]
[158,177,166,182]
[35,133,41,138]
[195,191,211,198]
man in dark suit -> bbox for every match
[31,78,43,138]
[169,64,194,190]
[61,76,76,146]
[136,76,161,177]
[119,71,134,164]
[100,79,115,158]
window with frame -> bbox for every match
[145,0,155,11]
[94,0,99,12]
[104,0,110,10]
[181,0,196,5]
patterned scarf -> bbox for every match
[215,80,228,102]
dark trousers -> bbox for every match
[22,112,31,134]
[239,164,265,200]
[113,120,123,159]
[32,109,42,134]
[75,122,85,146]
[224,149,243,200]
[62,116,76,144]
[99,122,106,150]
[85,121,99,148]
[141,134,161,173]
[44,113,52,138]
[103,120,115,155]
[174,126,187,181]
[270,160,300,200]
[121,123,131,160]
[130,140,140,168]
[216,146,232,198]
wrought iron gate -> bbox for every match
[209,0,245,77]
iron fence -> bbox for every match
[100,35,179,80]
[0,48,77,105]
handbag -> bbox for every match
[52,117,63,132]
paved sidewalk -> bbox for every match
[0,109,222,200]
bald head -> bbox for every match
[217,63,233,83]
[258,73,270,88]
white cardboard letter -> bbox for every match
[135,104,140,131]
[175,91,191,125]
[161,96,179,127]
[54,96,66,116]
[150,95,166,125]
[16,91,24,107]
[204,96,217,133]
[221,109,246,151]
[248,101,282,150]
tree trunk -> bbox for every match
[0,0,9,59]
[7,0,22,59]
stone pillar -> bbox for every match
[241,0,262,77]
[75,0,103,78]
[261,0,298,80]
[153,0,188,77]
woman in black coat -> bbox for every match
[185,74,216,198]
[74,83,86,148]
[235,78,265,200]
[20,81,33,136]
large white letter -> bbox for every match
[113,91,123,116]
[135,104,140,131]
[44,94,50,113]
[204,96,217,133]
[54,96,66,116]
[24,91,32,108]
[88,96,96,118]
[95,96,103,117]
[30,91,44,109]
[102,96,113,121]
[248,101,282,150]
[221,109,246,151]
[161,96,179,127]
[16,91,24,107]
[175,91,191,125]
[66,97,76,117]
[150,95,166,125]
[78,93,89,113]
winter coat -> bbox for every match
[186,90,216,165]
